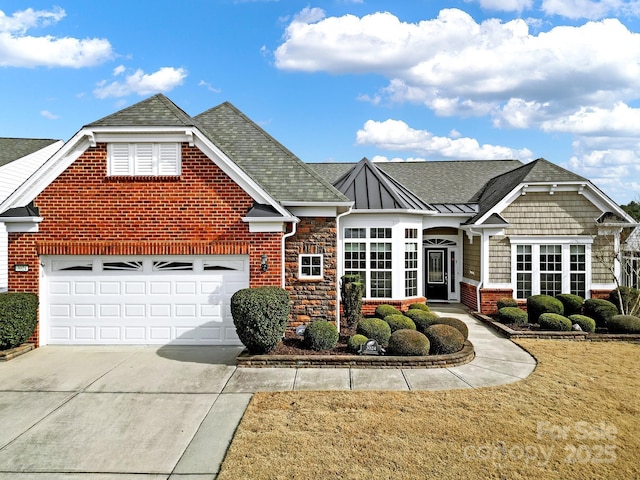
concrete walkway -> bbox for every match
[0,305,535,479]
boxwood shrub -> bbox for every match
[538,313,572,331]
[347,334,369,353]
[568,314,596,333]
[434,317,469,341]
[496,297,518,310]
[425,324,465,355]
[555,294,584,316]
[583,298,618,327]
[607,314,640,334]
[388,329,430,356]
[383,314,416,333]
[0,292,38,350]
[608,287,640,317]
[498,307,528,324]
[404,309,440,333]
[231,287,290,354]
[304,320,339,351]
[375,304,401,319]
[527,295,564,324]
[356,317,392,347]
[407,303,430,312]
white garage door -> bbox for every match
[41,255,249,345]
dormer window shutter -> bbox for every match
[109,144,131,175]
[107,143,181,176]
[158,143,181,175]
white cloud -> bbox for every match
[356,119,533,160]
[0,7,113,67]
[541,102,640,136]
[40,110,59,120]
[478,0,534,12]
[94,67,187,98]
[113,65,126,76]
[198,80,221,93]
[541,0,640,20]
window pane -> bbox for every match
[370,243,392,270]
[405,270,418,297]
[516,245,532,271]
[570,245,586,271]
[370,228,391,239]
[571,273,586,298]
[344,243,366,270]
[517,272,532,299]
[345,228,366,239]
[371,271,392,298]
[540,273,562,296]
[540,245,562,272]
[405,228,418,239]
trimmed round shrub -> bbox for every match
[583,298,618,327]
[434,317,469,340]
[555,294,584,316]
[425,324,465,355]
[408,303,430,312]
[375,304,401,319]
[383,314,416,333]
[497,297,519,310]
[347,334,369,353]
[0,292,38,350]
[527,295,564,323]
[609,287,640,317]
[356,317,392,347]
[539,313,572,331]
[568,314,596,333]
[498,307,528,324]
[607,314,640,334]
[231,287,290,354]
[303,320,339,351]
[388,329,430,356]
[404,309,440,333]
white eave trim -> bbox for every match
[1,216,43,233]
[348,208,437,216]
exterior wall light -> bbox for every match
[260,254,269,272]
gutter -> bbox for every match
[334,205,353,331]
[281,220,297,289]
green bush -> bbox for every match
[497,297,518,310]
[583,298,618,327]
[340,274,364,327]
[498,307,528,324]
[231,287,290,354]
[555,294,584,316]
[388,329,430,356]
[608,287,640,317]
[303,320,339,351]
[527,295,564,323]
[568,314,596,333]
[434,317,469,340]
[356,317,392,347]
[539,313,572,331]
[383,314,416,333]
[425,324,465,355]
[408,303,430,312]
[607,314,640,334]
[347,334,369,353]
[0,292,38,350]
[375,304,401,319]
[404,309,440,333]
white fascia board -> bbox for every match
[92,127,194,144]
[509,235,594,244]
[0,131,91,213]
[286,205,338,217]
[2,217,43,233]
[348,208,436,216]
[191,129,292,219]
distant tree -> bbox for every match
[621,200,640,221]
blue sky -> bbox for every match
[2,1,640,205]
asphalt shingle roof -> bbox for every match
[87,94,195,127]
[0,138,59,167]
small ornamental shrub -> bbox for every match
[231,287,290,354]
[388,329,430,356]
[607,314,640,334]
[609,287,640,317]
[555,294,584,316]
[303,320,339,351]
[539,313,572,331]
[498,307,528,324]
[408,303,430,312]
[434,317,469,340]
[527,295,564,323]
[404,309,440,332]
[347,334,369,353]
[583,298,618,327]
[375,304,401,319]
[497,297,519,310]
[425,324,465,355]
[341,274,364,327]
[383,314,416,333]
[356,317,392,347]
[0,292,38,350]
[568,314,596,333]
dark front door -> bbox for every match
[426,248,448,300]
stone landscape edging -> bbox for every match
[0,343,35,361]
[236,340,474,368]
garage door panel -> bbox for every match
[43,255,248,345]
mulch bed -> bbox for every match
[271,326,357,356]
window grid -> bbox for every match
[570,245,586,297]
[516,245,532,299]
[299,254,323,279]
[539,245,562,296]
[345,228,366,239]
[370,228,392,239]
[405,242,418,297]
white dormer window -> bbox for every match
[108,143,181,176]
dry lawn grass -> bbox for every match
[218,340,640,480]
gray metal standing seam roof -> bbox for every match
[0,138,60,167]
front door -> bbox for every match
[426,248,448,300]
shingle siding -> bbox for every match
[489,236,511,283]
[463,235,480,282]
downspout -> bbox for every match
[281,220,297,289]
[463,226,483,313]
[335,206,353,331]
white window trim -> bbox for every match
[510,237,593,299]
[299,253,323,280]
[107,143,181,176]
